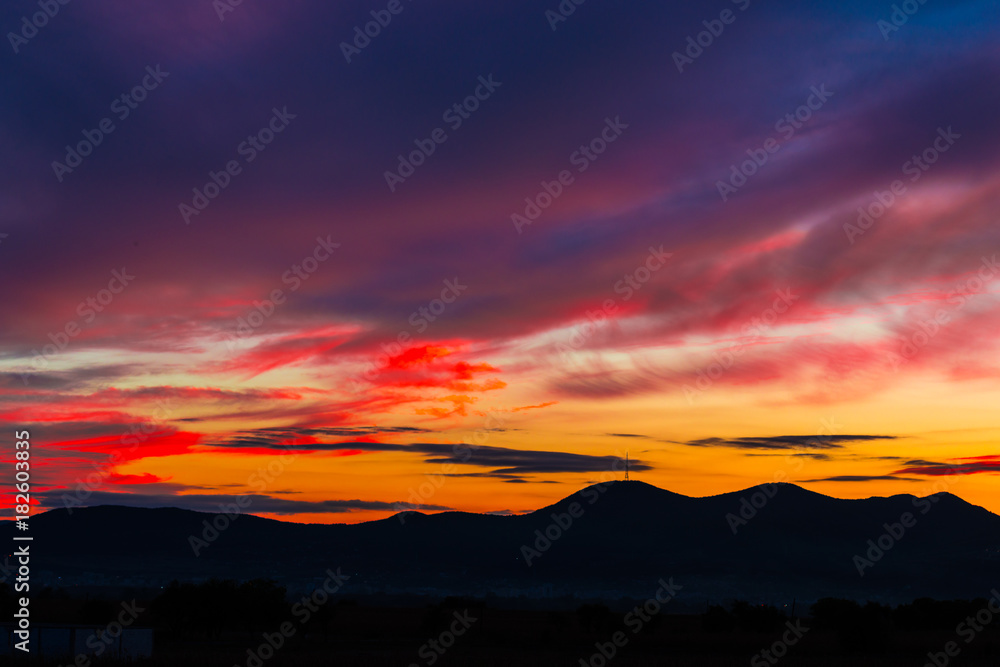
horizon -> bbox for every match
[2,0,999,530]
[6,477,988,526]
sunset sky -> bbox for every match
[2,0,1000,524]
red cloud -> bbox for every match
[105,472,166,485]
[349,344,506,416]
[893,456,1000,477]
[385,345,456,370]
[51,430,202,464]
[210,326,356,378]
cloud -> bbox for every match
[893,456,1000,477]
[802,455,1000,482]
[207,326,358,378]
[204,431,647,477]
[747,452,833,461]
[206,425,431,448]
[0,365,139,391]
[551,369,661,399]
[35,490,452,515]
[678,435,897,451]
[414,443,645,476]
[800,475,921,482]
[1,0,998,517]
[508,402,558,412]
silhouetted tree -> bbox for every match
[894,597,979,632]
[236,579,288,635]
[299,595,339,641]
[811,598,891,652]
[732,600,786,633]
[151,578,288,640]
[419,602,448,636]
[0,584,14,618]
[703,605,736,633]
[811,598,860,630]
[76,598,117,626]
[576,604,614,635]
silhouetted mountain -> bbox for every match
[6,481,999,605]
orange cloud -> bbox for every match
[415,395,477,419]
[510,401,559,412]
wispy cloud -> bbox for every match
[36,490,452,515]
[800,475,921,483]
[678,435,897,451]
[204,433,647,478]
[894,456,1000,477]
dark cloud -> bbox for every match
[894,458,1000,477]
[205,426,432,449]
[800,475,921,483]
[36,490,451,515]
[308,426,432,435]
[390,442,644,476]
[0,365,140,391]
[679,435,897,451]
[551,370,661,399]
[747,452,833,461]
[205,430,648,477]
[443,472,524,480]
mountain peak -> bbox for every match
[6,479,1000,603]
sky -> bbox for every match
[2,0,1000,524]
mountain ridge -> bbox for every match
[7,480,999,605]
[12,479,993,525]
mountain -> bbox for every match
[5,481,1000,606]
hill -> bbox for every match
[6,481,999,606]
